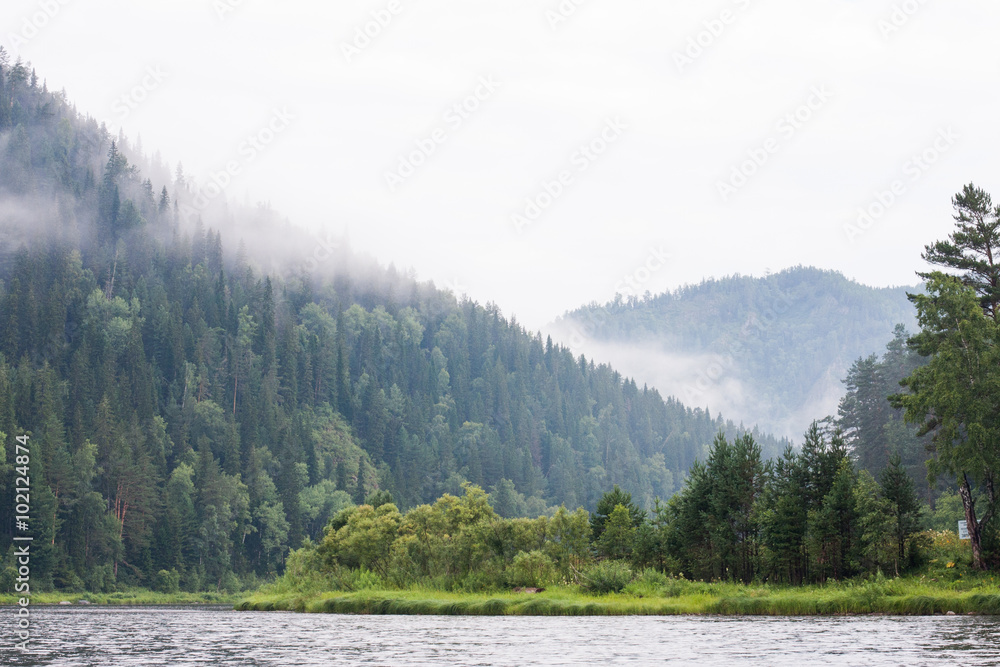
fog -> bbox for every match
[544,319,848,442]
[6,0,1000,332]
[5,0,998,441]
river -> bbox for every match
[4,607,1000,665]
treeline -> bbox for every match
[284,426,923,593]
[0,54,788,593]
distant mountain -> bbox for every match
[549,267,920,441]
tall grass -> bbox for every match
[0,589,240,605]
[237,576,1000,616]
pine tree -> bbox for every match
[879,453,922,570]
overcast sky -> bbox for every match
[5,0,998,330]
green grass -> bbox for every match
[236,577,1000,616]
[0,588,241,606]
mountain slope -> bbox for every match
[551,268,919,440]
[0,57,787,591]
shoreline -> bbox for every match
[0,591,242,606]
[235,583,1000,617]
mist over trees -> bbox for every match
[556,267,919,440]
[0,57,787,592]
[3,53,995,597]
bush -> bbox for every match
[623,568,669,597]
[219,571,242,593]
[582,560,633,594]
[153,569,181,594]
[326,566,385,592]
[458,570,504,593]
[507,550,556,588]
[928,491,965,532]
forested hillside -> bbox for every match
[0,54,787,592]
[554,268,919,439]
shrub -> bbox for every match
[623,568,669,597]
[219,571,242,593]
[458,570,504,593]
[153,569,181,594]
[507,550,556,588]
[582,560,633,594]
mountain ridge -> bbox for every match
[549,266,920,441]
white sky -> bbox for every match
[5,0,998,330]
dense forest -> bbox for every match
[554,267,919,440]
[279,426,928,595]
[0,54,789,593]
[291,182,1000,592]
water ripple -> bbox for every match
[4,607,1000,666]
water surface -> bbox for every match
[5,606,1000,666]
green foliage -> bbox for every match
[590,485,645,541]
[622,568,670,597]
[507,550,556,588]
[928,491,965,532]
[838,325,931,497]
[879,453,924,569]
[853,470,896,575]
[667,432,765,582]
[596,505,635,560]
[893,272,1000,568]
[921,183,1000,319]
[806,458,858,582]
[582,560,634,594]
[365,490,394,509]
[153,569,181,594]
[543,506,592,579]
[320,503,402,578]
[238,575,1000,616]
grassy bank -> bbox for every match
[236,576,1000,616]
[0,589,241,606]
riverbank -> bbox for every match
[236,577,1000,616]
[0,589,242,606]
